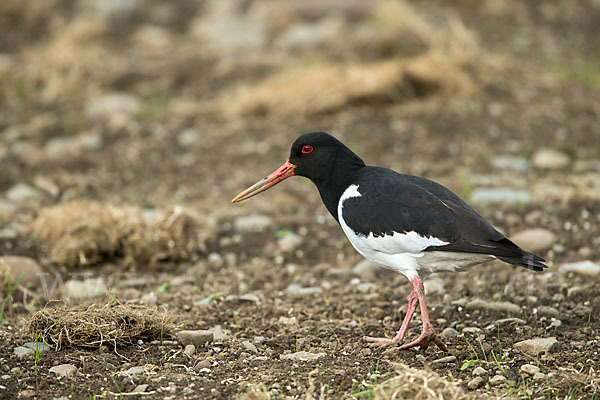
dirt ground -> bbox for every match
[1,0,599,399]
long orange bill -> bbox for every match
[231,160,297,203]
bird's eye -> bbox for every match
[301,145,314,154]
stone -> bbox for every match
[242,341,258,354]
[489,375,507,386]
[285,284,322,296]
[239,294,260,304]
[133,384,149,393]
[44,132,104,158]
[49,364,77,378]
[184,344,196,357]
[462,327,482,334]
[355,282,377,293]
[176,330,214,346]
[6,183,40,202]
[280,351,326,362]
[120,366,146,376]
[85,93,140,118]
[177,129,200,147]
[532,148,570,170]
[520,364,540,376]
[533,372,546,381]
[207,325,229,341]
[254,336,266,344]
[471,188,532,205]
[495,318,526,326]
[0,228,17,240]
[537,306,560,317]
[233,214,272,232]
[467,376,485,390]
[431,355,456,364]
[491,155,530,172]
[473,367,487,376]
[514,337,558,355]
[195,359,212,370]
[13,347,34,359]
[351,259,379,277]
[278,232,303,251]
[559,260,600,276]
[64,277,107,299]
[510,228,555,253]
[23,342,51,353]
[441,327,459,338]
[467,298,521,313]
[0,256,44,286]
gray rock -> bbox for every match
[489,375,507,386]
[207,325,229,341]
[441,327,459,338]
[532,148,570,170]
[431,355,456,364]
[85,93,140,118]
[355,282,377,293]
[239,293,260,303]
[176,330,214,346]
[23,342,51,353]
[537,306,560,317]
[473,367,487,376]
[6,183,40,202]
[514,337,558,355]
[467,376,485,390]
[49,364,77,378]
[242,341,258,354]
[0,228,18,240]
[491,155,530,172]
[64,277,107,299]
[195,359,212,370]
[178,129,200,147]
[119,366,146,376]
[184,344,196,357]
[254,336,266,344]
[520,364,540,376]
[467,298,520,313]
[462,327,482,334]
[510,228,555,253]
[278,232,303,251]
[549,319,562,329]
[495,318,527,326]
[14,347,34,359]
[351,259,379,277]
[533,372,546,381]
[559,260,600,276]
[133,384,149,393]
[471,188,532,205]
[0,255,44,286]
[233,214,272,232]
[280,351,326,362]
[285,284,322,296]
[82,0,140,18]
[274,18,343,50]
[45,132,103,157]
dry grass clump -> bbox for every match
[373,363,475,400]
[28,303,175,350]
[29,200,204,269]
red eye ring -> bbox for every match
[302,145,313,154]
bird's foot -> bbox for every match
[398,327,447,352]
[364,336,400,347]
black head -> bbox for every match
[232,131,365,204]
[289,132,365,183]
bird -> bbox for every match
[232,132,547,351]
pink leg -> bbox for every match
[398,276,447,351]
[364,290,418,347]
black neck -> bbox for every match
[313,151,365,222]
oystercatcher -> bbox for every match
[232,132,547,351]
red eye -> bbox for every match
[302,145,313,154]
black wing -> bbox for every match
[342,167,547,271]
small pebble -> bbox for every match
[489,375,507,386]
[467,376,485,390]
[242,341,258,354]
[441,327,459,338]
[462,327,482,334]
[432,356,456,364]
[184,344,196,357]
[472,366,487,376]
[533,372,546,381]
[520,364,540,376]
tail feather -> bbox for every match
[497,251,547,272]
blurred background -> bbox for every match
[0,0,599,398]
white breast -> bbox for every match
[337,185,493,280]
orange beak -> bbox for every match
[231,160,297,203]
